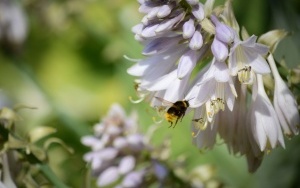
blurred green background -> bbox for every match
[0,0,299,187]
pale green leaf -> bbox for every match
[28,127,57,143]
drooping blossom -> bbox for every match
[128,0,300,172]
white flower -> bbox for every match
[191,106,218,150]
[268,54,299,136]
[187,59,237,121]
[248,75,285,152]
[229,35,270,84]
[217,83,247,155]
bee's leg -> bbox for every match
[168,122,173,128]
[173,118,179,128]
[180,113,186,122]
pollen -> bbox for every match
[238,66,252,84]
[192,117,208,137]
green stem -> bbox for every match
[11,57,90,138]
[38,164,70,188]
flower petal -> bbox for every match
[183,19,195,39]
[119,156,136,175]
[177,50,199,79]
[97,167,120,187]
[211,38,228,62]
[189,30,203,50]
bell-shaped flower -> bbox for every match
[191,106,218,150]
[268,54,299,136]
[229,35,270,83]
[187,59,237,116]
[248,75,285,152]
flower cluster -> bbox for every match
[128,0,300,172]
[82,104,221,187]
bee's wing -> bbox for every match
[154,97,174,107]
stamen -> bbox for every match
[129,96,145,103]
[154,106,167,117]
[123,55,141,62]
[191,117,208,138]
[152,116,164,124]
[206,97,225,121]
[238,66,252,84]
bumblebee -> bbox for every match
[155,97,189,128]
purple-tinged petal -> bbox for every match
[127,134,145,150]
[211,15,234,44]
[153,161,168,180]
[141,24,159,38]
[189,30,203,50]
[142,70,177,91]
[192,3,205,21]
[142,36,181,55]
[146,7,159,19]
[186,0,199,5]
[97,148,118,160]
[131,23,143,35]
[97,167,120,187]
[163,73,190,102]
[213,60,230,82]
[248,55,270,74]
[177,50,199,79]
[157,5,172,18]
[155,13,184,33]
[183,19,195,39]
[242,35,258,47]
[211,38,228,62]
[119,156,136,175]
[81,136,99,147]
[139,5,151,14]
[91,157,103,169]
[113,137,128,149]
[122,171,144,188]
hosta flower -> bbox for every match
[268,54,299,137]
[82,104,219,187]
[249,75,285,152]
[128,0,300,172]
[229,35,270,84]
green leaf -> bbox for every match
[28,127,57,143]
[43,138,74,154]
[7,134,27,149]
